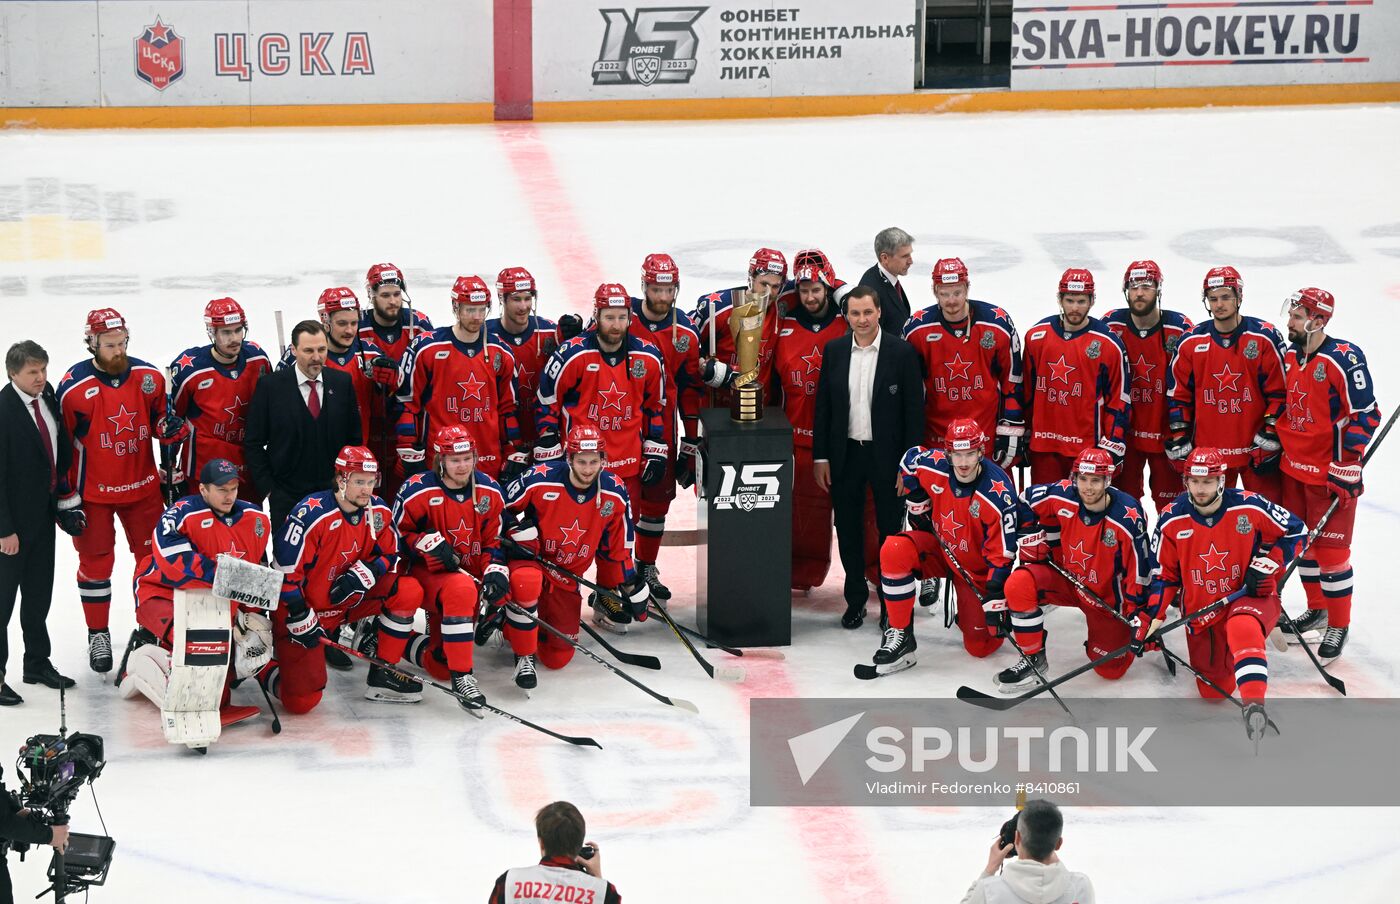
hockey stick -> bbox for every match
[502,538,743,681]
[1046,559,1176,677]
[323,638,602,748]
[651,611,786,660]
[274,310,287,359]
[254,673,282,734]
[159,364,185,507]
[504,603,697,713]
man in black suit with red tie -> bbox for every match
[0,342,85,705]
[858,226,916,335]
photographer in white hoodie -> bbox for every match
[961,800,1095,904]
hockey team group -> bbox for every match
[36,247,1380,744]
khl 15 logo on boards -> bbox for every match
[592,8,707,86]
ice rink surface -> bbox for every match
[3,103,1400,902]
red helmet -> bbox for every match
[365,262,406,297]
[1072,447,1116,478]
[641,253,679,287]
[593,283,630,313]
[84,308,128,340]
[1058,268,1095,297]
[431,425,476,461]
[933,257,970,287]
[794,257,836,288]
[203,297,247,330]
[1123,260,1163,291]
[317,287,360,319]
[495,266,536,299]
[1285,287,1335,326]
[565,424,605,456]
[334,445,380,482]
[748,248,788,283]
[944,418,987,453]
[451,275,492,310]
[1184,447,1228,479]
[1203,266,1243,303]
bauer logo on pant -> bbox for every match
[592,8,707,86]
[713,462,782,512]
[134,18,185,91]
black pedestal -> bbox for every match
[696,407,793,647]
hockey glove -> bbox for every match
[1244,555,1280,598]
[621,578,652,621]
[481,563,511,607]
[1327,461,1363,503]
[1096,437,1126,464]
[1249,424,1282,474]
[1164,422,1193,463]
[285,601,327,649]
[330,561,377,608]
[905,492,932,533]
[558,314,584,341]
[534,431,563,464]
[396,443,427,478]
[982,597,1010,638]
[55,494,86,537]
[994,422,1024,469]
[640,440,668,486]
[414,533,460,573]
[675,436,702,490]
[159,463,186,491]
[1128,610,1161,657]
[700,358,733,389]
[368,355,399,389]
[500,446,531,482]
[1017,529,1050,564]
[156,414,190,446]
[505,514,540,559]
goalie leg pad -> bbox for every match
[121,643,171,705]
[164,589,233,748]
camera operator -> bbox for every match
[489,801,620,904]
[1,766,69,904]
[961,799,1094,904]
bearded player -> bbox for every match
[359,263,435,499]
[487,266,580,455]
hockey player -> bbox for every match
[1020,268,1130,484]
[1166,266,1288,500]
[168,297,275,502]
[394,426,539,702]
[903,257,1024,468]
[487,266,579,459]
[59,308,187,674]
[1103,261,1194,515]
[771,254,850,591]
[396,275,523,481]
[869,419,1018,674]
[1143,447,1305,738]
[627,253,703,601]
[535,283,666,523]
[359,263,433,500]
[283,287,398,457]
[503,425,652,665]
[123,459,273,727]
[691,247,788,402]
[261,446,425,713]
[1274,288,1379,661]
[997,448,1151,692]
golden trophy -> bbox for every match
[728,289,768,422]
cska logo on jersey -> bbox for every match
[591,8,706,86]
[135,18,185,91]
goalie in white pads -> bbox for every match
[120,459,277,748]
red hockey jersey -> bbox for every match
[1148,488,1304,620]
[903,299,1023,447]
[1102,308,1195,453]
[1021,317,1130,457]
[273,490,398,614]
[488,315,561,446]
[899,448,1019,588]
[535,332,666,479]
[397,328,521,478]
[1278,336,1380,485]
[58,357,167,505]
[135,496,272,596]
[1020,482,1150,609]
[692,286,782,390]
[503,462,637,590]
[629,298,703,441]
[358,307,434,365]
[392,470,506,577]
[1167,317,1287,468]
[771,305,846,449]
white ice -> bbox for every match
[2,103,1399,903]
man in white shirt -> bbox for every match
[963,800,1096,904]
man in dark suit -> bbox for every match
[813,287,925,629]
[0,342,84,705]
[858,226,916,335]
[245,320,362,533]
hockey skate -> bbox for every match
[854,627,916,679]
[1280,608,1327,644]
[453,671,486,717]
[1243,703,1269,752]
[637,560,671,604]
[590,590,631,635]
[1318,626,1348,662]
[364,664,423,703]
[88,628,113,674]
[918,578,941,608]
[996,650,1049,694]
[514,654,538,694]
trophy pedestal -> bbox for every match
[696,407,792,648]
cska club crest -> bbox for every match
[675,333,691,353]
[1086,340,1102,360]
[1236,514,1252,535]
[134,18,185,91]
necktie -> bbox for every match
[32,398,55,490]
[897,280,908,310]
[307,379,321,419]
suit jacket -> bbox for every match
[0,382,72,539]
[858,264,912,336]
[244,366,361,504]
[812,330,924,484]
